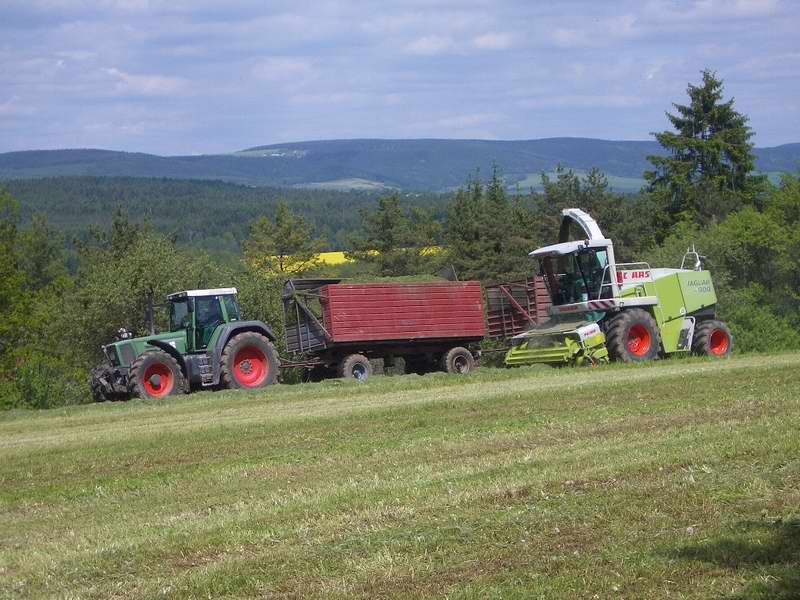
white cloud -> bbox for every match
[550,15,638,48]
[519,95,645,109]
[288,91,369,106]
[103,67,187,96]
[643,0,778,23]
[473,32,513,50]
[251,57,313,82]
[436,112,503,128]
[0,96,36,117]
[404,35,455,56]
[55,50,97,61]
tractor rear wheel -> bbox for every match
[221,332,279,390]
[692,320,733,358]
[128,351,184,400]
[338,354,372,381]
[605,308,661,363]
[442,347,475,374]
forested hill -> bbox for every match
[3,176,445,254]
[1,138,798,191]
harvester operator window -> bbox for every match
[541,248,610,306]
[576,249,610,300]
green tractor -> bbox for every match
[91,288,280,400]
[505,209,733,368]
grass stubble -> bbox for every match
[0,354,798,599]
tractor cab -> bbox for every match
[167,288,241,352]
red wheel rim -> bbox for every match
[233,346,268,387]
[709,329,729,355]
[143,362,174,397]
[627,324,652,357]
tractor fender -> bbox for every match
[146,339,189,379]
[209,321,277,384]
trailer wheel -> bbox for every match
[221,332,279,389]
[128,351,184,400]
[339,354,372,381]
[442,347,475,375]
[605,309,661,363]
[692,320,733,358]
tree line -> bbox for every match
[1,70,798,409]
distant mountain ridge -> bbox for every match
[1,138,798,192]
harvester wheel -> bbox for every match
[338,354,372,381]
[442,347,475,375]
[221,332,279,390]
[128,351,184,400]
[605,309,661,363]
[692,320,733,358]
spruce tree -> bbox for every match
[444,166,537,282]
[346,194,440,277]
[243,202,323,278]
[645,70,764,227]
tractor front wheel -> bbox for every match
[128,351,185,400]
[221,332,279,390]
[605,308,661,363]
[692,320,733,358]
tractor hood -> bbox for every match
[105,331,187,368]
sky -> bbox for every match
[1,0,798,155]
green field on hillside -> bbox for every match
[512,171,648,193]
[1,355,798,599]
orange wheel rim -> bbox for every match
[233,346,268,387]
[709,330,729,355]
[627,324,652,357]
[143,363,174,397]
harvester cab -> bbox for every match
[505,208,733,368]
[91,288,279,401]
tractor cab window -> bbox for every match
[541,247,610,306]
[195,296,225,349]
[169,299,191,332]
[221,294,241,322]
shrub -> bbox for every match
[10,354,88,410]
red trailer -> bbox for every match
[484,276,552,340]
[283,279,486,380]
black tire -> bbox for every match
[692,320,733,358]
[128,351,184,400]
[338,354,372,381]
[441,347,475,374]
[605,309,661,363]
[220,332,279,390]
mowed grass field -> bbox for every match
[1,354,799,599]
